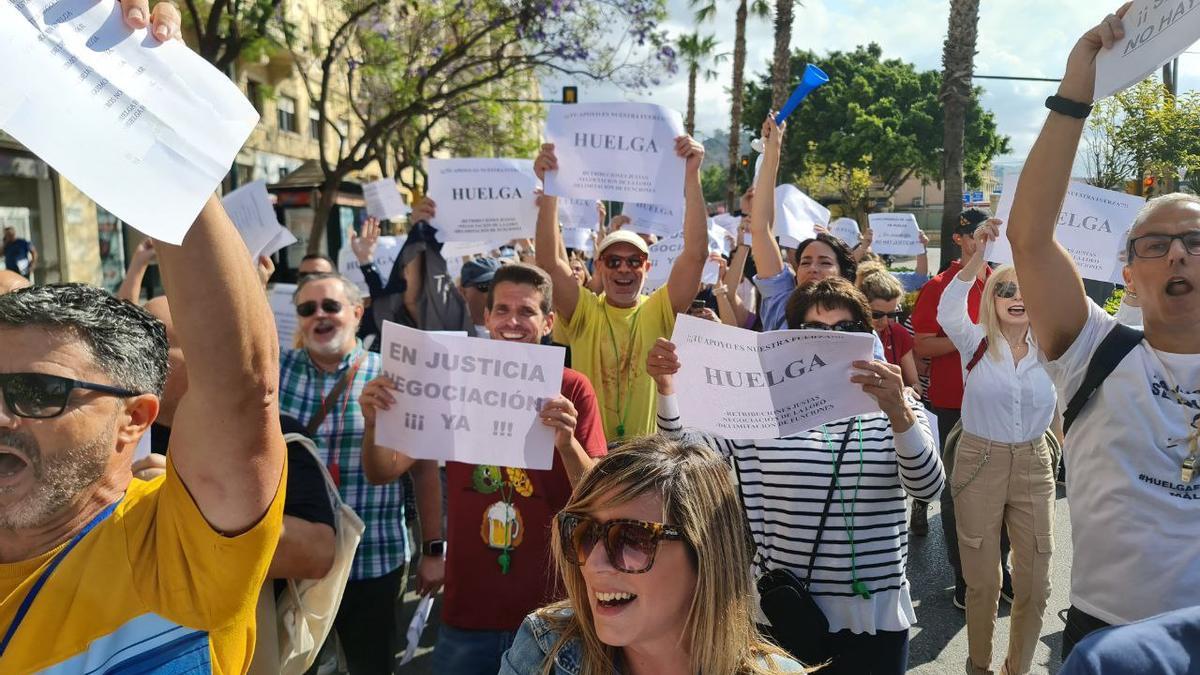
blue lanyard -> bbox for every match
[0,500,120,658]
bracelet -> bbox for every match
[1045,94,1093,120]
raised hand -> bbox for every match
[350,218,381,264]
[255,255,275,288]
[646,337,680,394]
[675,135,705,174]
[1061,3,1132,102]
[411,197,436,225]
[534,143,559,182]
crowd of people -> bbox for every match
[1,4,1198,675]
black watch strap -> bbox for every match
[1045,95,1093,119]
[422,539,447,556]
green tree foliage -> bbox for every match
[701,163,728,204]
[179,0,289,71]
[743,44,1009,198]
[677,32,727,136]
[1087,78,1200,195]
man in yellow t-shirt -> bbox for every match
[0,10,286,671]
[533,137,710,441]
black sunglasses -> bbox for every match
[471,282,491,293]
[296,299,343,318]
[993,281,1020,299]
[0,373,142,419]
[871,310,903,320]
[1127,231,1200,259]
[602,254,646,271]
[558,512,685,574]
[797,320,872,333]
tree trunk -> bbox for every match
[771,0,794,109]
[726,0,749,209]
[307,179,340,255]
[686,64,698,136]
[938,0,980,270]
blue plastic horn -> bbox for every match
[774,64,830,124]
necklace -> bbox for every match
[821,419,870,599]
[602,302,643,438]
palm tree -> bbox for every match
[771,0,798,109]
[678,32,728,136]
[692,0,770,208]
[939,0,981,266]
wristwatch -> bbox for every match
[1045,95,1093,120]
[422,539,447,557]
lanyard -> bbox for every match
[0,500,120,658]
[602,303,642,438]
[820,419,870,599]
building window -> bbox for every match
[309,107,321,141]
[247,80,264,114]
[277,95,297,133]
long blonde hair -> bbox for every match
[979,264,1023,361]
[538,436,800,675]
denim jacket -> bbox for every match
[499,609,807,674]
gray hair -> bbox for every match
[0,284,168,396]
[292,272,363,306]
[1125,192,1200,261]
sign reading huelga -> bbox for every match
[427,158,540,242]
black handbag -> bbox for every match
[737,422,855,664]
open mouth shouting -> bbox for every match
[594,590,638,615]
[0,447,31,489]
[1166,276,1195,297]
[1006,303,1026,318]
[311,320,338,339]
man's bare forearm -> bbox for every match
[413,460,444,542]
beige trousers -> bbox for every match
[952,432,1056,675]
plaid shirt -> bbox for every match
[279,342,408,580]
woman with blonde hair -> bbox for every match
[857,263,919,392]
[500,437,804,675]
[936,221,1058,675]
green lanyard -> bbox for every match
[821,419,871,600]
[602,303,642,438]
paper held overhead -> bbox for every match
[829,217,861,248]
[426,158,540,242]
[221,180,295,260]
[867,213,924,256]
[774,185,829,248]
[1095,0,1200,100]
[0,1,259,244]
[363,178,411,221]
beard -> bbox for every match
[0,424,112,531]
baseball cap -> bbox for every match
[957,207,991,234]
[596,230,651,257]
[461,257,502,286]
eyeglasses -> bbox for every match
[797,320,872,333]
[471,282,491,293]
[1128,231,1200,259]
[558,512,685,574]
[993,281,1020,299]
[871,310,903,320]
[602,255,646,271]
[0,373,142,419]
[296,299,343,318]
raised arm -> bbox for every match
[750,115,787,279]
[915,229,930,278]
[1008,8,1129,360]
[533,144,582,322]
[937,223,995,353]
[155,196,285,535]
[116,239,156,303]
[666,136,711,313]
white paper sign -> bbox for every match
[363,178,411,221]
[222,180,282,259]
[0,1,259,244]
[269,283,299,349]
[990,174,1142,283]
[376,322,565,469]
[544,102,686,206]
[427,158,539,242]
[643,230,720,294]
[671,314,879,439]
[558,198,600,229]
[775,185,828,248]
[712,213,741,235]
[1095,0,1200,100]
[337,235,406,294]
[868,213,924,256]
[562,227,592,251]
[624,200,684,237]
[830,217,861,248]
[261,226,298,258]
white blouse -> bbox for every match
[936,277,1057,443]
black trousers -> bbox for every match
[1061,605,1113,661]
[333,564,408,675]
[930,406,1011,591]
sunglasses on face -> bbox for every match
[993,281,1020,299]
[558,512,685,574]
[602,255,646,271]
[797,320,872,334]
[0,373,142,419]
[296,299,343,318]
[472,282,491,293]
[871,310,903,320]
[1128,231,1200,259]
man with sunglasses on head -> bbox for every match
[278,272,441,674]
[1008,7,1200,659]
[533,136,710,442]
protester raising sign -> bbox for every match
[558,197,600,229]
[775,185,829,248]
[221,180,296,259]
[990,173,1143,283]
[543,102,686,207]
[1095,0,1200,100]
[830,217,861,248]
[642,230,720,294]
[363,178,411,221]
[867,213,924,256]
[624,200,684,237]
[671,315,878,439]
[375,322,565,470]
[427,158,539,242]
[337,235,406,294]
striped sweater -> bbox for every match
[656,393,944,635]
